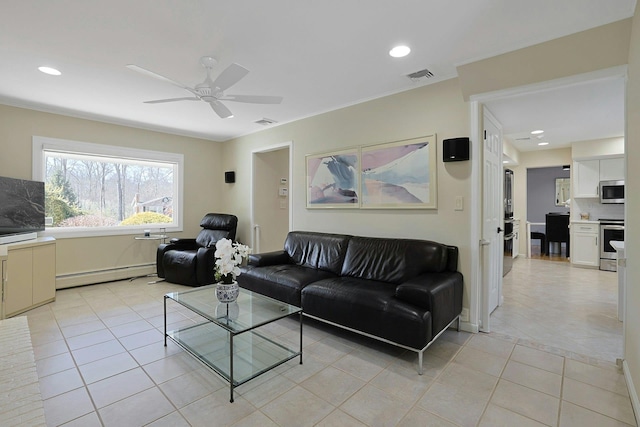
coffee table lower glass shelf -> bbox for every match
[164,286,302,402]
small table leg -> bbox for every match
[163,296,167,347]
[299,313,304,365]
[229,333,234,403]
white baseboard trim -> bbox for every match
[56,264,155,289]
[460,321,479,333]
[623,360,640,426]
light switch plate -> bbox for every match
[455,196,464,211]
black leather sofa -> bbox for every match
[156,213,238,286]
[238,231,463,373]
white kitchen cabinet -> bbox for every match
[1,237,56,319]
[512,219,520,258]
[571,222,599,268]
[599,157,625,181]
[573,160,600,198]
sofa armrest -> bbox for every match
[395,272,463,336]
[248,250,291,267]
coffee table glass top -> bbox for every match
[165,285,301,333]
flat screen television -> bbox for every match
[0,175,45,243]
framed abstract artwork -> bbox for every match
[360,135,437,209]
[306,148,360,208]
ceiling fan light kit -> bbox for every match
[127,56,282,119]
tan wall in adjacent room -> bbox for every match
[0,104,222,285]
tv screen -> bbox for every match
[0,176,45,236]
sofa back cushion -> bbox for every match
[341,237,449,283]
[284,231,351,275]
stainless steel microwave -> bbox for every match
[600,180,624,204]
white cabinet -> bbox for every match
[1,237,56,319]
[512,219,520,258]
[571,222,599,268]
[599,157,625,181]
[573,160,600,198]
[573,157,625,198]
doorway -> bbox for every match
[527,166,571,259]
[473,69,626,360]
[251,143,292,253]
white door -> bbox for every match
[481,108,504,331]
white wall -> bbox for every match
[624,1,640,408]
[222,78,474,309]
[0,104,222,283]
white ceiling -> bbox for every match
[0,1,636,142]
[485,75,626,153]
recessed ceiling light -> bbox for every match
[38,66,61,76]
[389,45,411,58]
[538,142,549,146]
[503,160,509,164]
[531,130,544,135]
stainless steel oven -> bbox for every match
[599,219,624,271]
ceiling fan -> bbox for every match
[126,56,282,119]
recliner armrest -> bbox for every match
[248,250,291,267]
[156,239,200,279]
[168,238,199,247]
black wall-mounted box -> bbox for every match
[224,171,235,183]
[443,137,470,162]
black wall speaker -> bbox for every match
[443,137,470,162]
[224,171,235,183]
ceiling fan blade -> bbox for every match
[222,94,283,104]
[144,97,200,104]
[211,63,249,91]
[210,101,234,119]
[126,64,198,95]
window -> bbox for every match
[33,136,183,237]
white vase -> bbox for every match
[216,281,239,303]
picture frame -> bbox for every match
[360,135,437,209]
[306,148,360,208]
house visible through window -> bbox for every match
[33,136,183,237]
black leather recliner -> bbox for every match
[156,213,238,286]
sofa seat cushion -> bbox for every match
[238,265,338,306]
[301,277,432,349]
[163,250,198,286]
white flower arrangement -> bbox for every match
[214,238,251,284]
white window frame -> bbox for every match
[32,136,184,238]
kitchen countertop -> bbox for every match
[571,220,599,224]
[610,240,624,251]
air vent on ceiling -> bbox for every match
[406,68,434,81]
[254,118,278,126]
[515,137,531,141]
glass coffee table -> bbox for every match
[164,285,302,402]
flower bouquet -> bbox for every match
[214,238,250,303]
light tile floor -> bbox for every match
[492,257,623,362]
[18,259,635,427]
